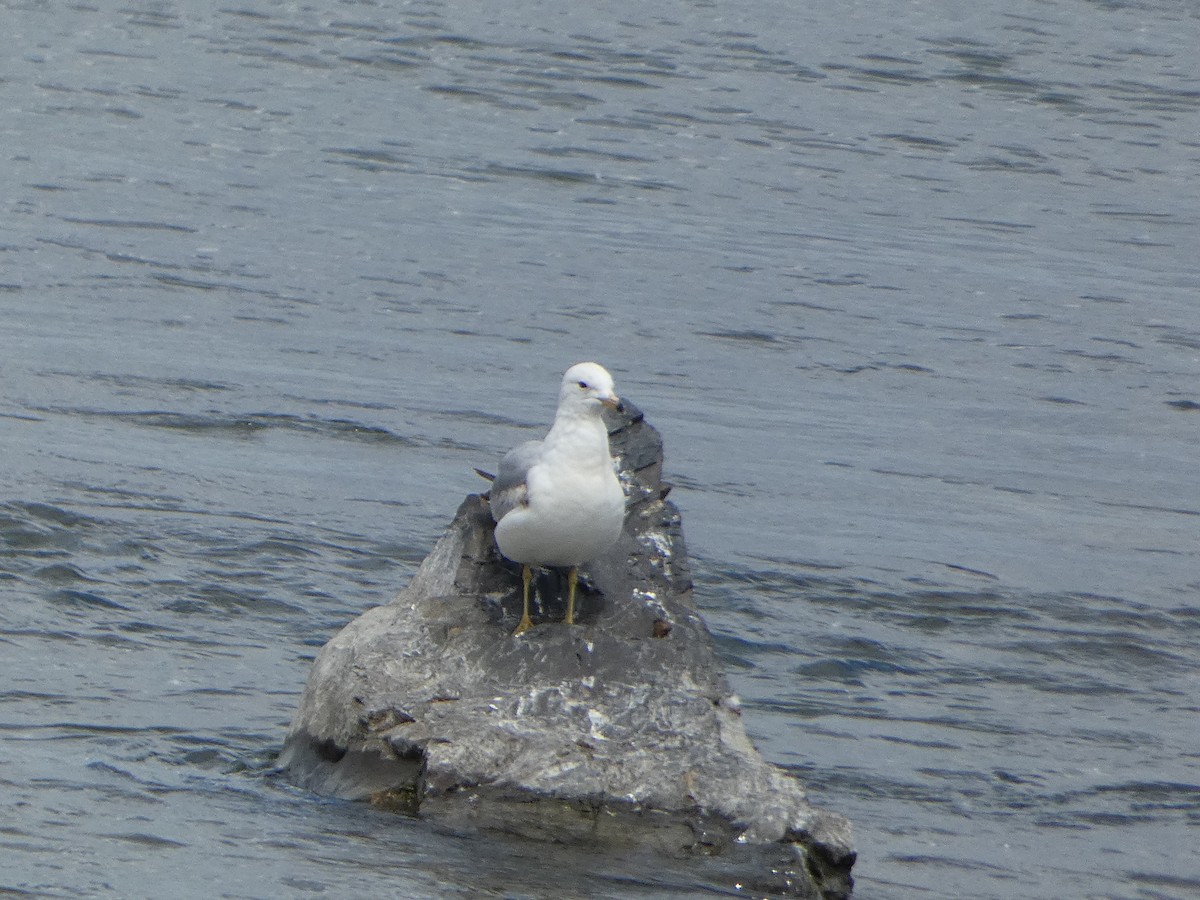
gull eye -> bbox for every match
[577,380,588,389]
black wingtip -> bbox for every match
[473,467,496,482]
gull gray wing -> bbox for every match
[488,440,543,523]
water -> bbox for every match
[2,1,1198,896]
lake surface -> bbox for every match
[2,1,1198,897]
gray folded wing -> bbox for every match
[488,440,543,523]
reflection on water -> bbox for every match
[3,1,1198,897]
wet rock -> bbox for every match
[279,401,856,898]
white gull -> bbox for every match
[487,362,627,635]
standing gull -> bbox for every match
[487,363,627,635]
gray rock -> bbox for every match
[279,400,856,898]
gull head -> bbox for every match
[560,362,622,414]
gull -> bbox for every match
[486,362,627,635]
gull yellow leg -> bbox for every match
[514,564,534,635]
[565,567,579,625]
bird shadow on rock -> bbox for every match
[481,559,608,629]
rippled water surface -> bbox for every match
[3,1,1198,897]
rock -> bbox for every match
[279,400,856,898]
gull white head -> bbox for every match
[559,362,622,414]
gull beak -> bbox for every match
[600,394,623,412]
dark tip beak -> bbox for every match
[600,395,623,413]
